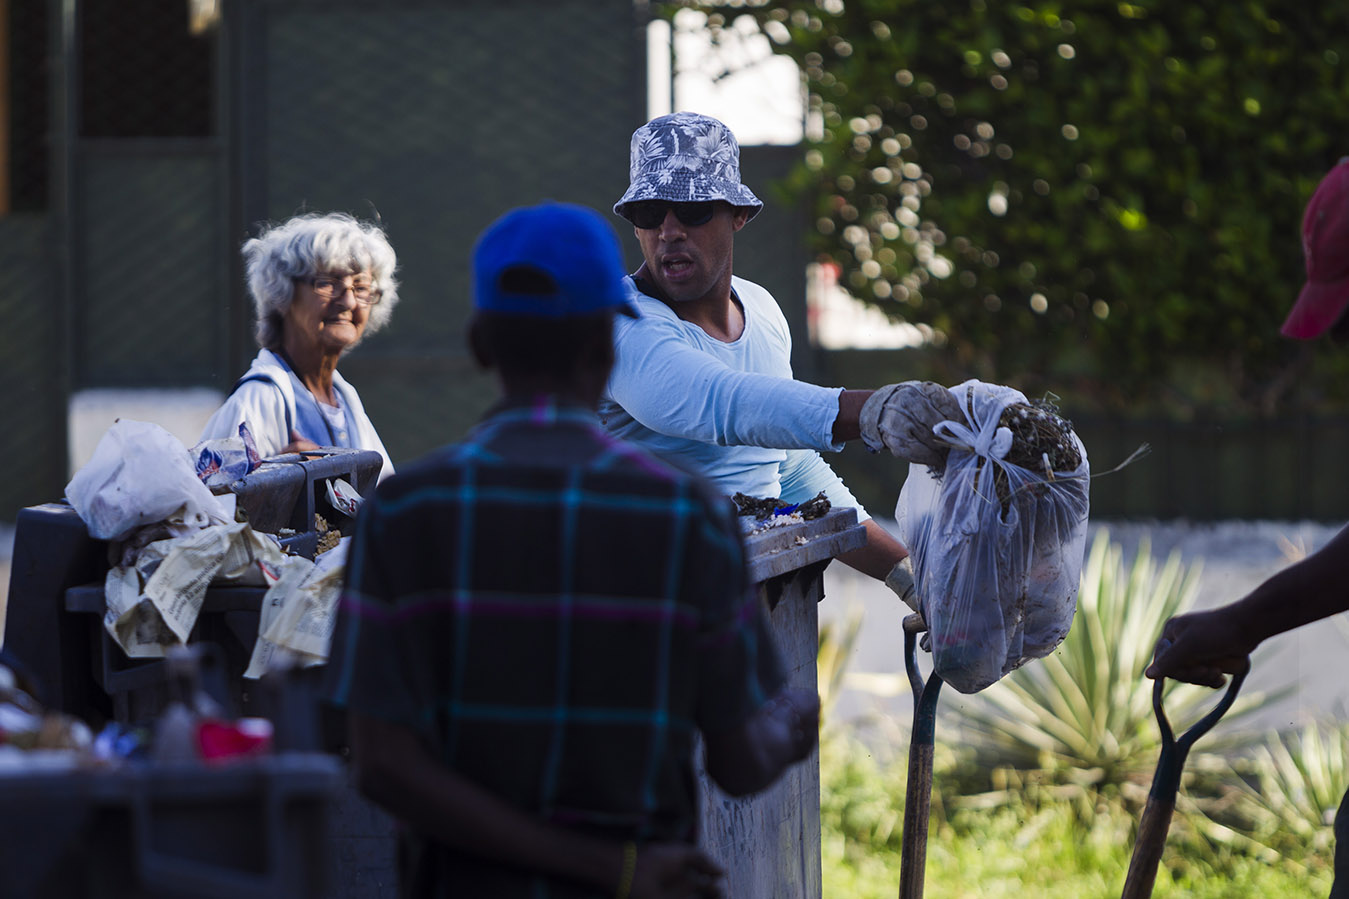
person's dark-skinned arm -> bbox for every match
[348,711,725,898]
[1147,523,1349,688]
[701,686,819,797]
[832,389,873,443]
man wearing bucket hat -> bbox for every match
[329,201,819,898]
[1148,157,1349,898]
[601,111,962,608]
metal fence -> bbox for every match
[1,0,647,520]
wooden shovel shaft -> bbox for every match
[899,614,942,899]
[1120,795,1177,899]
[899,738,936,899]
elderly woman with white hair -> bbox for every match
[200,212,399,481]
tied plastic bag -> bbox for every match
[896,380,1090,694]
[65,420,232,542]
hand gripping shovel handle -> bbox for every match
[1120,664,1248,899]
[899,614,943,899]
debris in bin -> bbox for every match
[64,418,363,701]
[65,418,292,657]
[315,513,341,555]
[733,491,831,520]
[733,492,831,534]
[102,521,288,658]
[0,660,96,768]
[66,419,235,542]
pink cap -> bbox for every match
[1281,157,1349,339]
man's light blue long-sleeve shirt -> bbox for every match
[598,275,871,520]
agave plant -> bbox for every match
[1228,722,1349,859]
[957,528,1262,790]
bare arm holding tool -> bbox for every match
[1147,523,1349,688]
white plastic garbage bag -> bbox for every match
[65,420,231,542]
[896,380,1090,694]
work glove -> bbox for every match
[858,381,964,468]
[890,558,933,651]
[885,556,920,613]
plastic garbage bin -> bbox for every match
[4,448,381,724]
[0,753,343,899]
[2,447,398,899]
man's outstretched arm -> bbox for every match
[701,686,820,797]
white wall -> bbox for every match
[67,387,225,477]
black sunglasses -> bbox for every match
[627,201,718,230]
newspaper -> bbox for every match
[90,458,363,672]
[243,540,348,679]
[102,521,287,658]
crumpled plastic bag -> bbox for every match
[66,420,231,542]
[190,421,263,488]
[896,379,1090,694]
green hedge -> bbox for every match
[677,1,1349,417]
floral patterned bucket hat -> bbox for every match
[613,112,763,223]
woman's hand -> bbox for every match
[631,843,725,898]
[280,429,321,455]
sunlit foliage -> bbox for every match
[665,1,1349,416]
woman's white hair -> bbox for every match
[244,212,401,351]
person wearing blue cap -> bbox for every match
[1148,157,1349,898]
[327,201,819,898]
[603,111,963,613]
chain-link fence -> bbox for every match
[249,2,644,467]
[2,0,60,519]
[0,0,648,522]
[3,0,47,213]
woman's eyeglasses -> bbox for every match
[296,275,381,304]
[627,201,718,230]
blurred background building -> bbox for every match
[3,0,1346,525]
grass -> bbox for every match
[818,528,1344,898]
[819,729,1336,899]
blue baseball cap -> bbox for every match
[473,202,639,318]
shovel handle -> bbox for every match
[899,614,943,899]
[1153,662,1249,763]
[1120,665,1248,899]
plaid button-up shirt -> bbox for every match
[328,397,784,897]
